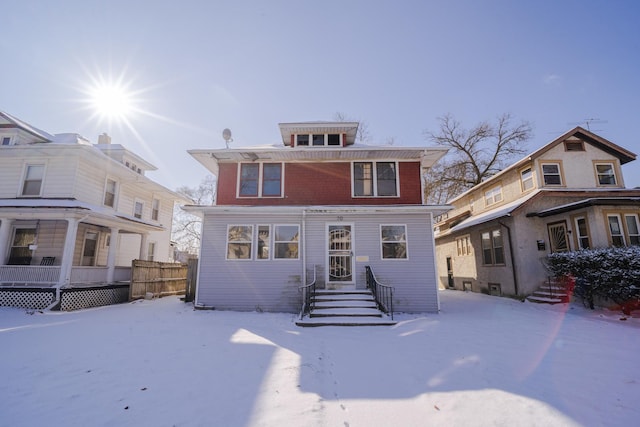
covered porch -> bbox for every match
[0,204,163,289]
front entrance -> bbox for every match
[327,224,354,288]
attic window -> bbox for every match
[295,133,342,147]
[564,140,585,151]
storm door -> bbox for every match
[327,224,354,285]
[547,221,569,253]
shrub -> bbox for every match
[546,246,640,310]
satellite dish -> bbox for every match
[222,128,233,148]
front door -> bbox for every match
[327,224,354,288]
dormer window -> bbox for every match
[294,133,342,147]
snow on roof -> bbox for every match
[0,110,54,142]
[437,190,540,237]
[50,133,92,145]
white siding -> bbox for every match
[197,210,440,313]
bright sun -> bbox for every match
[89,83,134,120]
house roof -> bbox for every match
[447,126,637,204]
[436,190,541,238]
[182,203,452,218]
[526,195,640,218]
[188,144,449,176]
[0,111,54,142]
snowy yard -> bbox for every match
[1,290,638,427]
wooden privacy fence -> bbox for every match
[129,260,188,300]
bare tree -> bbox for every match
[171,175,216,254]
[334,112,372,143]
[424,113,532,204]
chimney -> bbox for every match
[98,132,111,145]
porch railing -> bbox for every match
[0,266,61,285]
[298,265,317,319]
[365,265,394,320]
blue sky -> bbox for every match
[2,0,639,190]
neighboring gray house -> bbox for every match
[434,127,640,301]
[186,121,450,323]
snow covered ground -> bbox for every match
[1,290,638,427]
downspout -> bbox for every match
[498,219,519,296]
[301,209,307,287]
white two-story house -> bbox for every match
[0,111,188,309]
[434,126,639,301]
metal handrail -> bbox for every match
[365,265,394,320]
[298,265,317,319]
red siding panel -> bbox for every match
[215,161,423,206]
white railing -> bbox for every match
[0,266,61,284]
[70,267,109,283]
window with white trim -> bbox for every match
[541,163,562,186]
[239,163,282,197]
[353,162,398,197]
[294,133,341,147]
[104,179,117,208]
[226,225,253,259]
[8,228,36,265]
[147,242,156,261]
[607,215,625,246]
[456,235,472,256]
[2,137,11,145]
[274,225,299,259]
[626,214,640,245]
[257,225,270,260]
[484,186,503,206]
[481,229,504,265]
[21,164,45,196]
[151,198,160,221]
[574,217,591,249]
[595,163,617,186]
[134,200,144,219]
[520,167,534,192]
[381,225,407,259]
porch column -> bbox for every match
[139,232,149,261]
[59,218,81,286]
[106,227,120,283]
[0,218,13,264]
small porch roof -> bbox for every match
[526,197,640,218]
[0,198,165,232]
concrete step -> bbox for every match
[310,307,383,317]
[296,316,396,327]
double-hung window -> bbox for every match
[8,228,36,265]
[574,217,591,249]
[134,200,144,219]
[239,163,282,197]
[104,179,117,207]
[481,229,504,265]
[541,163,562,186]
[227,225,253,259]
[21,164,45,196]
[151,198,160,221]
[626,214,640,245]
[607,215,625,246]
[353,162,398,197]
[274,225,299,259]
[484,186,503,206]
[595,163,617,186]
[381,225,407,259]
[520,167,534,192]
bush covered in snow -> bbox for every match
[546,246,640,311]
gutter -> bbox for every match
[498,219,519,296]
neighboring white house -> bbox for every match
[0,111,188,309]
[434,126,640,301]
